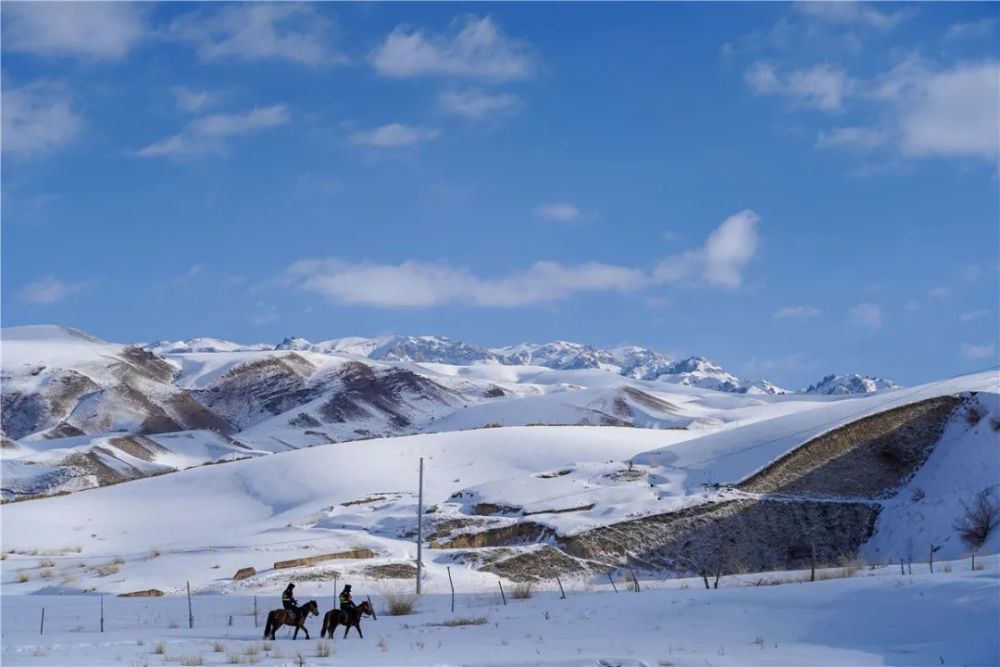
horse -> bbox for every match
[262,600,319,640]
[320,600,375,639]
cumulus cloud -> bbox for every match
[439,89,522,120]
[891,61,1000,160]
[792,2,911,30]
[281,210,762,308]
[533,202,581,223]
[19,276,88,304]
[746,62,854,112]
[171,87,221,113]
[167,3,342,65]
[944,18,997,41]
[960,342,996,360]
[959,309,991,322]
[816,126,885,150]
[284,259,645,308]
[370,16,534,81]
[849,302,885,329]
[2,2,147,60]
[655,210,761,288]
[927,286,950,299]
[1,81,83,156]
[348,123,440,148]
[773,305,822,319]
[135,105,289,158]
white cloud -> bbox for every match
[944,18,997,41]
[816,126,885,150]
[19,276,87,304]
[960,342,996,360]
[134,105,289,158]
[348,123,440,148]
[439,89,522,120]
[167,3,342,65]
[927,286,950,299]
[284,258,645,308]
[655,210,761,288]
[792,2,910,30]
[370,16,534,81]
[282,210,762,307]
[894,61,1000,160]
[2,2,146,60]
[533,202,580,223]
[171,87,221,113]
[746,61,854,112]
[773,305,822,319]
[849,302,885,329]
[960,309,991,322]
[1,81,83,156]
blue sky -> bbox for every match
[2,2,998,388]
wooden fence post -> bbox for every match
[40,607,45,635]
[899,559,904,575]
[254,596,258,628]
[367,595,377,621]
[100,593,104,632]
[627,563,640,592]
[810,541,816,583]
[498,580,507,606]
[447,566,455,613]
[607,573,618,593]
[186,581,193,629]
[556,576,566,599]
[928,544,941,574]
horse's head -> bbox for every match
[304,600,319,616]
[358,600,374,617]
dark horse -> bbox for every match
[263,600,319,640]
[321,600,375,639]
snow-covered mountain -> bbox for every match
[804,373,900,395]
[260,334,790,394]
[2,325,910,498]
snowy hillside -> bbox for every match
[0,325,809,497]
[2,368,995,600]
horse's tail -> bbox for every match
[263,611,274,639]
[320,613,329,638]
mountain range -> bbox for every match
[1,325,899,499]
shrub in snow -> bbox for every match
[510,582,534,599]
[954,488,1000,550]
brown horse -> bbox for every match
[263,600,319,640]
[320,600,375,639]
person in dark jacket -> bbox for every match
[339,584,356,615]
[282,583,298,614]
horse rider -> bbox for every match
[339,584,357,616]
[282,583,298,616]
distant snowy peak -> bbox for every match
[135,331,792,395]
[148,338,270,354]
[491,341,619,370]
[804,374,900,395]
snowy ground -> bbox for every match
[2,559,997,666]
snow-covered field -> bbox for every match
[2,560,998,666]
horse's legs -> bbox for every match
[344,624,350,639]
[292,624,299,640]
[302,625,310,640]
[355,622,363,639]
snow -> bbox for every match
[634,370,998,494]
[1,563,997,666]
[864,392,1000,561]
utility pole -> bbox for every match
[416,456,424,595]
